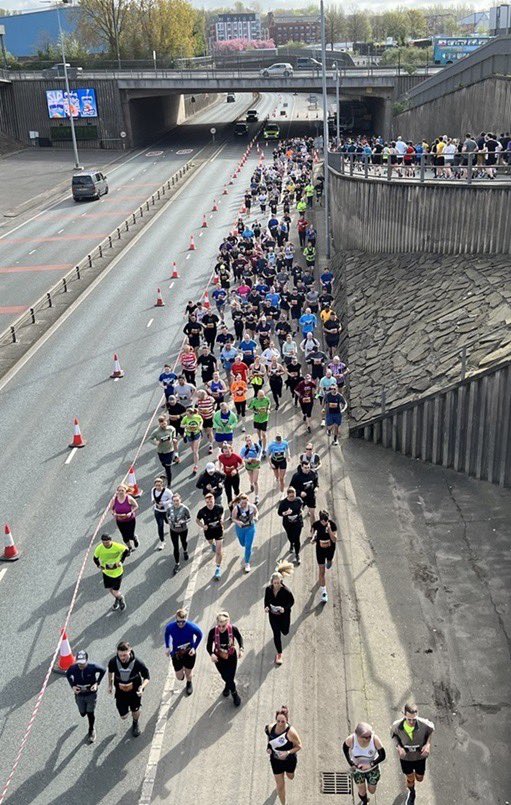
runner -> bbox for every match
[201,309,220,351]
[324,384,348,445]
[390,704,435,803]
[231,493,259,572]
[158,363,177,402]
[318,369,338,427]
[196,462,225,504]
[175,375,196,410]
[289,461,318,528]
[208,370,228,408]
[212,401,238,446]
[265,705,302,804]
[93,534,130,611]
[218,443,243,504]
[299,442,322,474]
[267,433,290,493]
[240,434,263,504]
[66,650,106,743]
[266,355,286,410]
[342,723,386,805]
[110,485,139,553]
[311,510,338,603]
[179,344,198,385]
[167,492,191,574]
[322,310,342,358]
[264,562,295,664]
[151,476,172,551]
[165,394,186,454]
[149,414,178,488]
[206,611,243,706]
[164,609,203,696]
[248,356,266,397]
[248,389,271,457]
[294,373,317,433]
[181,405,203,474]
[196,389,215,454]
[277,487,304,564]
[107,641,150,737]
[196,492,225,580]
[230,373,248,431]
[197,345,217,384]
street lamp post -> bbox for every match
[335,61,340,145]
[319,0,330,259]
[56,4,82,170]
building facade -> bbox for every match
[267,12,320,46]
[0,6,78,59]
[213,12,262,43]
[489,4,511,35]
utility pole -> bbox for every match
[57,2,82,170]
[335,61,340,145]
[320,0,330,259]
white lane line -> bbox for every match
[65,447,77,465]
[185,253,191,260]
[198,232,203,237]
[57,228,64,233]
[138,543,206,805]
[28,249,37,255]
[0,568,8,584]
[169,281,174,290]
[81,212,87,217]
[210,143,228,163]
[147,318,154,328]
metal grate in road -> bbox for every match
[320,771,352,795]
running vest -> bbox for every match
[350,734,378,768]
[116,656,136,683]
[234,505,255,526]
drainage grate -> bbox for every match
[320,771,352,795]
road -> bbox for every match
[0,88,509,805]
[0,91,258,328]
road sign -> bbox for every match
[120,131,127,138]
[210,127,216,135]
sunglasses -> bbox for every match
[361,733,372,739]
[176,620,186,625]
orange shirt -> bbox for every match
[231,380,248,403]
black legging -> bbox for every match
[170,529,188,563]
[224,474,240,503]
[216,655,238,692]
[234,400,246,418]
[269,611,291,654]
[184,370,196,385]
[154,510,168,542]
[283,520,303,557]
[269,375,283,405]
[300,400,314,419]
[116,518,137,545]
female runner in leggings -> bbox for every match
[277,487,304,565]
[264,562,295,665]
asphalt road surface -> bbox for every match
[0,91,509,805]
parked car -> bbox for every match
[263,122,280,140]
[260,63,293,77]
[234,121,249,136]
[72,170,108,201]
[226,93,235,102]
[246,109,259,121]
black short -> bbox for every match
[270,458,287,470]
[201,417,213,430]
[115,693,141,716]
[103,573,122,590]
[171,652,197,672]
[270,753,297,776]
[254,421,268,432]
[315,543,335,565]
[301,493,316,509]
[400,759,427,776]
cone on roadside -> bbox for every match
[1,524,19,562]
[110,353,125,378]
[154,288,165,307]
[188,235,196,251]
[127,465,142,497]
[201,214,208,228]
[54,630,75,674]
[171,262,180,279]
[222,186,229,195]
[213,274,219,285]
[203,291,211,310]
[69,417,86,448]
[240,203,247,214]
[212,199,219,211]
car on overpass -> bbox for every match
[234,121,249,136]
[246,109,259,122]
[226,93,235,102]
[263,122,280,139]
[260,63,294,77]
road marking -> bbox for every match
[138,542,205,804]
[198,232,203,237]
[57,228,64,233]
[185,253,190,260]
[28,249,37,255]
[65,447,77,465]
[169,281,174,290]
[210,143,227,163]
[147,318,153,328]
[0,305,27,314]
[0,264,72,274]
[0,568,7,584]
[81,212,87,217]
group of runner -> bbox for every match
[80,134,433,804]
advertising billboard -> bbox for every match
[46,88,98,119]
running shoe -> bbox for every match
[214,565,222,580]
[333,438,339,446]
[222,684,230,697]
[173,563,180,576]
[112,599,120,611]
[244,563,251,573]
[119,596,126,612]
[173,454,180,463]
[295,555,301,566]
[88,729,96,744]
[208,445,213,454]
[406,790,416,804]
[232,691,241,707]
[183,551,189,561]
[192,464,198,474]
[241,424,246,432]
[254,495,259,504]
[262,449,267,459]
[275,653,283,665]
[307,425,311,434]
[133,537,140,548]
[186,680,193,696]
[321,419,325,427]
[156,542,165,551]
[131,721,141,737]
[321,590,328,603]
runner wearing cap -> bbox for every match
[164,609,203,696]
[196,463,225,505]
[93,534,130,611]
[66,650,106,743]
[107,641,150,737]
[196,493,225,580]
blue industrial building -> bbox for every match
[0,7,79,58]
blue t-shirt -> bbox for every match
[299,313,317,334]
[164,621,203,654]
[240,443,262,461]
[267,440,289,460]
[220,347,237,369]
[159,371,177,393]
[320,271,334,286]
[212,289,227,306]
[266,292,280,307]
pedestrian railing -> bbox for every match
[0,159,195,349]
[327,150,511,184]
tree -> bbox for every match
[78,0,130,57]
[346,10,371,43]
[135,0,199,59]
[37,33,91,60]
[325,5,347,50]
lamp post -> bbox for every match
[335,61,340,145]
[319,0,330,259]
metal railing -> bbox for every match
[0,159,194,348]
[328,150,511,184]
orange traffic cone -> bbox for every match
[212,199,219,211]
[213,274,219,285]
[240,204,246,214]
[54,630,75,674]
[110,353,125,377]
[69,417,86,448]
[188,235,196,251]
[127,465,142,497]
[203,292,211,310]
[222,186,228,195]
[154,288,165,308]
[1,524,19,562]
[201,214,208,228]
[171,262,180,279]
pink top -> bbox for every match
[113,496,134,520]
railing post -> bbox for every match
[364,155,369,178]
[386,159,392,182]
[117,227,121,239]
[62,277,68,292]
[47,292,52,308]
[30,307,36,324]
[109,236,113,248]
[467,152,473,185]
[340,154,345,174]
[88,254,93,266]
[139,206,143,217]
[76,266,81,279]
[419,153,425,183]
[349,154,354,176]
[99,245,103,258]
[461,346,467,380]
[132,213,136,224]
[381,389,386,414]
[10,325,17,344]
[125,220,129,232]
